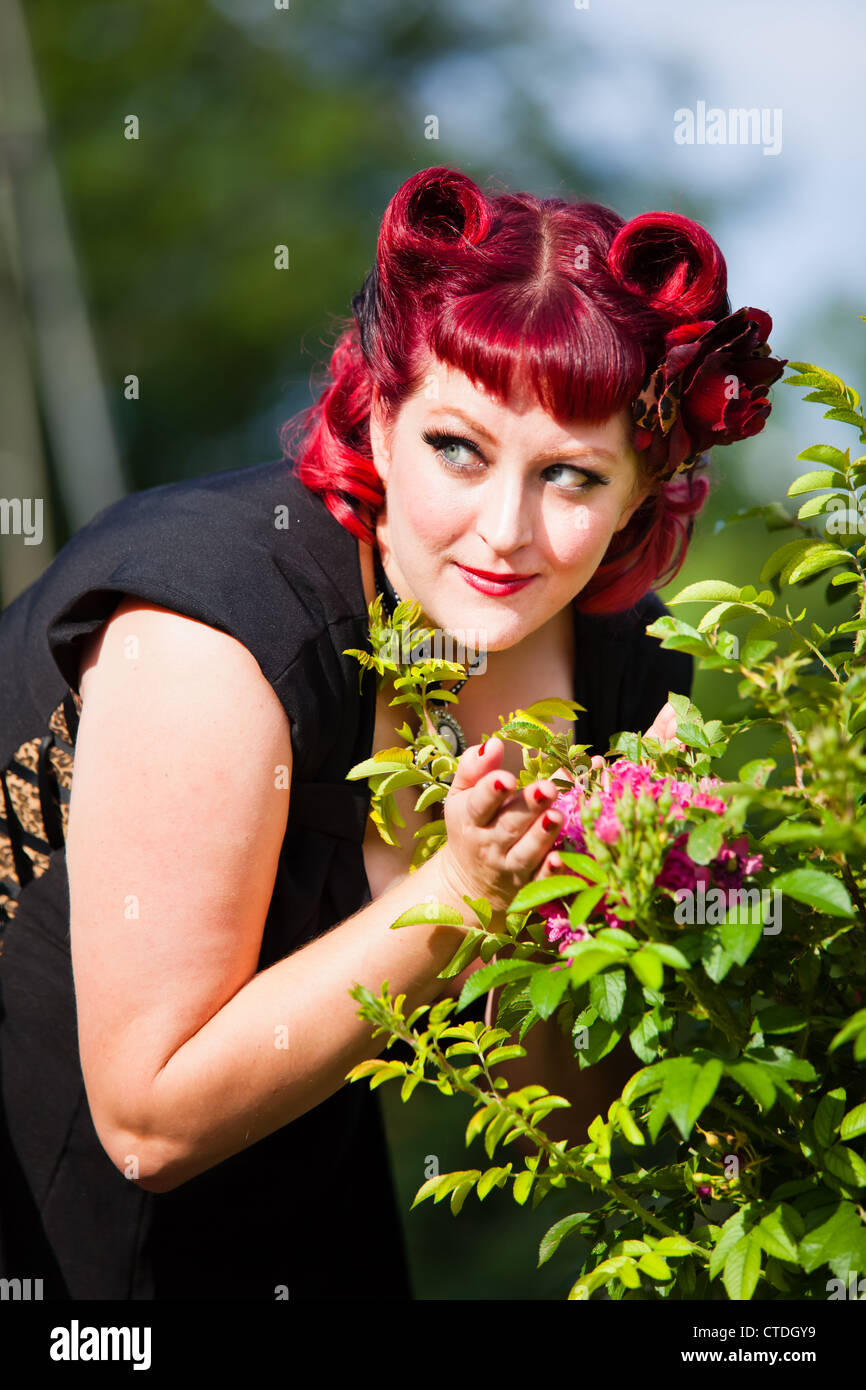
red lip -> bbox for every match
[459,564,536,580]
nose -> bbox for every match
[475,473,534,556]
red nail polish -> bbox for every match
[533,786,548,803]
[478,741,487,756]
[542,813,559,832]
[494,778,508,792]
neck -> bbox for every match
[358,536,575,690]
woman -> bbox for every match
[0,166,783,1300]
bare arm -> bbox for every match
[67,600,560,1195]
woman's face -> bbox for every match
[369,356,650,652]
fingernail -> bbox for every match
[478,741,487,756]
[533,786,550,804]
[494,778,508,792]
[542,813,559,832]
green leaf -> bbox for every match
[794,443,849,468]
[709,1210,748,1279]
[646,942,691,971]
[389,901,466,929]
[796,493,849,520]
[512,1170,535,1205]
[462,896,493,930]
[772,869,853,917]
[840,1103,866,1141]
[527,966,572,1020]
[629,947,664,991]
[450,1176,479,1215]
[759,537,814,583]
[664,1058,723,1140]
[523,698,585,723]
[465,1103,497,1147]
[437,928,485,980]
[756,1207,800,1263]
[699,927,738,983]
[726,1060,776,1112]
[828,1008,866,1053]
[457,959,542,1010]
[722,1232,763,1300]
[636,1251,673,1281]
[798,1200,866,1275]
[568,884,608,928]
[509,875,590,913]
[814,1089,846,1148]
[346,751,414,779]
[414,782,449,813]
[538,1212,592,1266]
[487,1044,526,1064]
[589,968,627,1024]
[824,1145,866,1189]
[787,468,848,496]
[564,943,629,988]
[612,1101,645,1146]
[719,914,763,967]
[786,545,851,585]
[686,819,727,865]
[558,850,606,883]
[376,768,426,796]
[476,1165,512,1200]
[668,580,745,604]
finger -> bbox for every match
[644,700,680,743]
[472,767,518,825]
[448,736,504,794]
[506,804,564,874]
[535,846,565,879]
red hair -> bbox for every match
[279,167,729,614]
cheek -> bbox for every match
[398,467,468,547]
[554,497,624,563]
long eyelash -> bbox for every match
[421,428,607,490]
[421,428,482,463]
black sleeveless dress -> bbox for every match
[0,457,692,1300]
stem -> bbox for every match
[396,1014,707,1256]
[841,858,866,929]
[712,1098,801,1157]
[783,719,805,791]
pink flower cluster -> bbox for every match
[540,759,762,950]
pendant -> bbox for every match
[434,709,467,758]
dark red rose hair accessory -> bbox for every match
[632,307,787,478]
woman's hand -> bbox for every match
[435,739,564,913]
[643,699,680,744]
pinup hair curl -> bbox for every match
[280,166,757,615]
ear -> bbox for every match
[369,389,394,486]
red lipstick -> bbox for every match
[456,563,536,595]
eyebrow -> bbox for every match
[427,407,619,465]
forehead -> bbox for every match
[406,356,633,457]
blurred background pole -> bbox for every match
[0,0,127,607]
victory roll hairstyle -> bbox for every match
[280,166,777,614]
